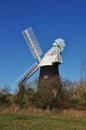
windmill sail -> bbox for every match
[17,62,39,86]
[22,27,42,62]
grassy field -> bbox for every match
[0,111,86,130]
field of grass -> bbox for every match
[0,112,86,130]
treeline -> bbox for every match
[0,78,86,111]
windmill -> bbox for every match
[17,27,65,88]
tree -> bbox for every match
[16,84,26,108]
[37,76,71,110]
[24,87,35,106]
[0,85,11,106]
[80,58,86,81]
[73,80,86,104]
[1,85,11,95]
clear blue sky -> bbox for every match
[0,0,86,91]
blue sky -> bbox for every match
[0,0,86,91]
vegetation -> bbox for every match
[0,78,86,111]
[0,78,86,129]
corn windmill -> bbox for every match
[17,27,65,87]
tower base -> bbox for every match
[38,62,61,89]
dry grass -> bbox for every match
[63,109,86,117]
[0,105,86,118]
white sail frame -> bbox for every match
[22,27,42,62]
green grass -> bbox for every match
[0,112,86,130]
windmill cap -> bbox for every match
[53,38,65,51]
